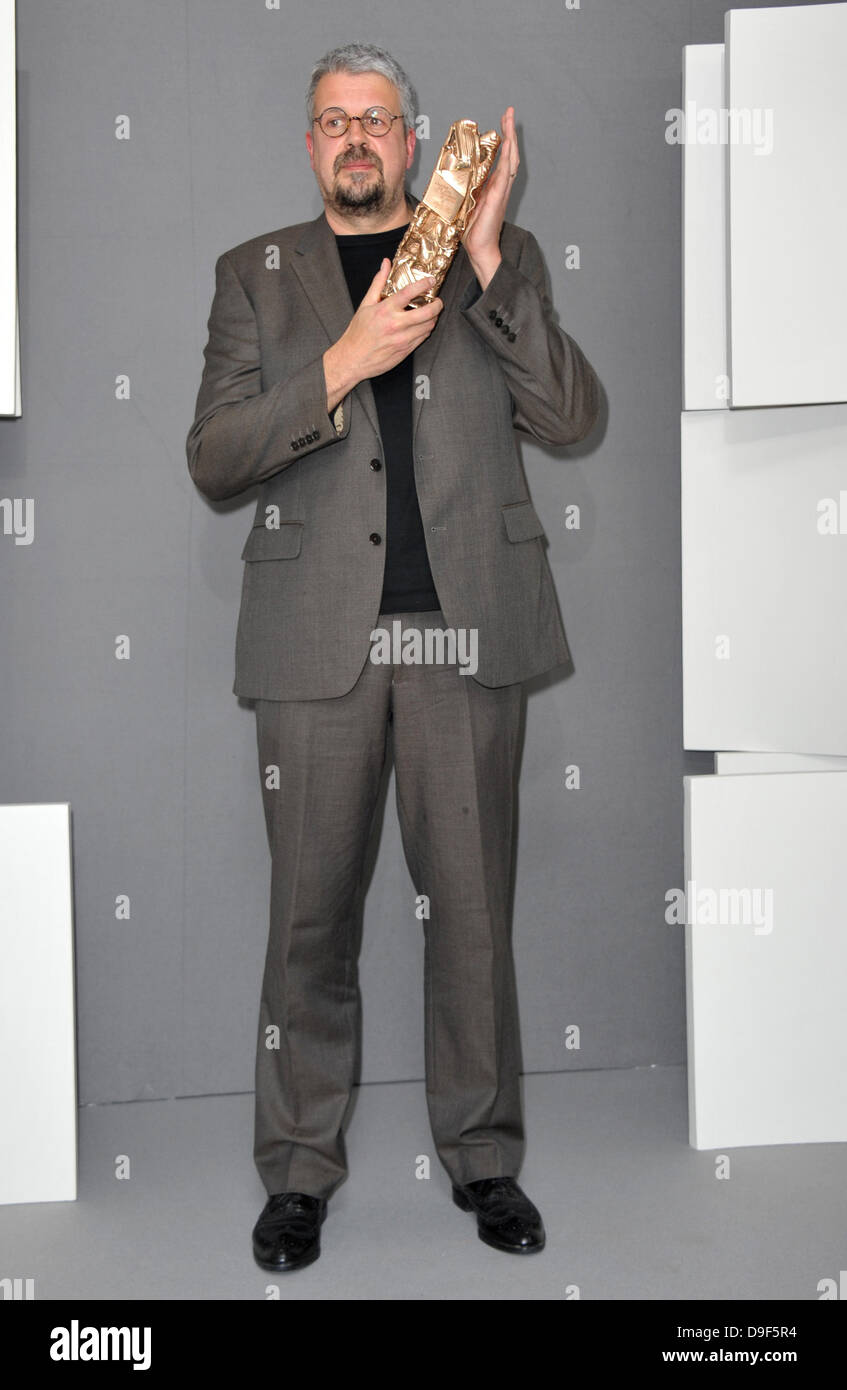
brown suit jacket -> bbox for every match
[186,192,600,699]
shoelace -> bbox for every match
[263,1193,322,1231]
[467,1178,537,1224]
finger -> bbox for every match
[393,273,435,308]
[502,108,519,173]
[362,257,393,303]
[494,135,513,183]
[490,155,512,198]
[401,295,442,323]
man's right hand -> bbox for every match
[323,259,443,414]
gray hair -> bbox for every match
[305,43,417,134]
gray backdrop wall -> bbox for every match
[3,0,785,1108]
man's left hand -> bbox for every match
[463,106,519,290]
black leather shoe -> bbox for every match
[252,1191,328,1272]
[452,1176,546,1254]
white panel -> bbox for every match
[681,405,847,755]
[14,277,19,412]
[685,772,847,1148]
[0,1,17,416]
[716,751,847,775]
[683,45,727,411]
[726,3,847,406]
[0,804,77,1204]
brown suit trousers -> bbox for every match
[252,610,525,1199]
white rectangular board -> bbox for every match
[726,3,847,406]
[683,44,727,411]
[685,771,847,1148]
[716,751,847,774]
[681,404,847,755]
[0,0,17,416]
[0,804,78,1204]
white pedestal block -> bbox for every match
[726,3,847,406]
[0,804,77,1204]
[684,771,847,1148]
[681,404,847,756]
[682,44,727,412]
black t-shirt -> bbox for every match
[334,220,440,614]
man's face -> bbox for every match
[305,71,415,220]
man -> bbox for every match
[186,42,599,1273]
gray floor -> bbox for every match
[2,1065,844,1300]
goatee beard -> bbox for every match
[332,171,387,217]
[334,186,386,215]
[329,147,394,217]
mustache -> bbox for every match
[337,151,381,169]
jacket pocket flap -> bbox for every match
[501,500,546,543]
[241,521,304,561]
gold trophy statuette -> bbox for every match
[380,119,501,308]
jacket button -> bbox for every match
[370,458,382,470]
[290,441,298,451]
[488,309,497,320]
[314,428,321,439]
[369,532,382,545]
[508,331,516,341]
[494,316,503,327]
[501,323,510,334]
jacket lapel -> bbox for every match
[290,192,476,447]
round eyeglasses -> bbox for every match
[313,106,401,138]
